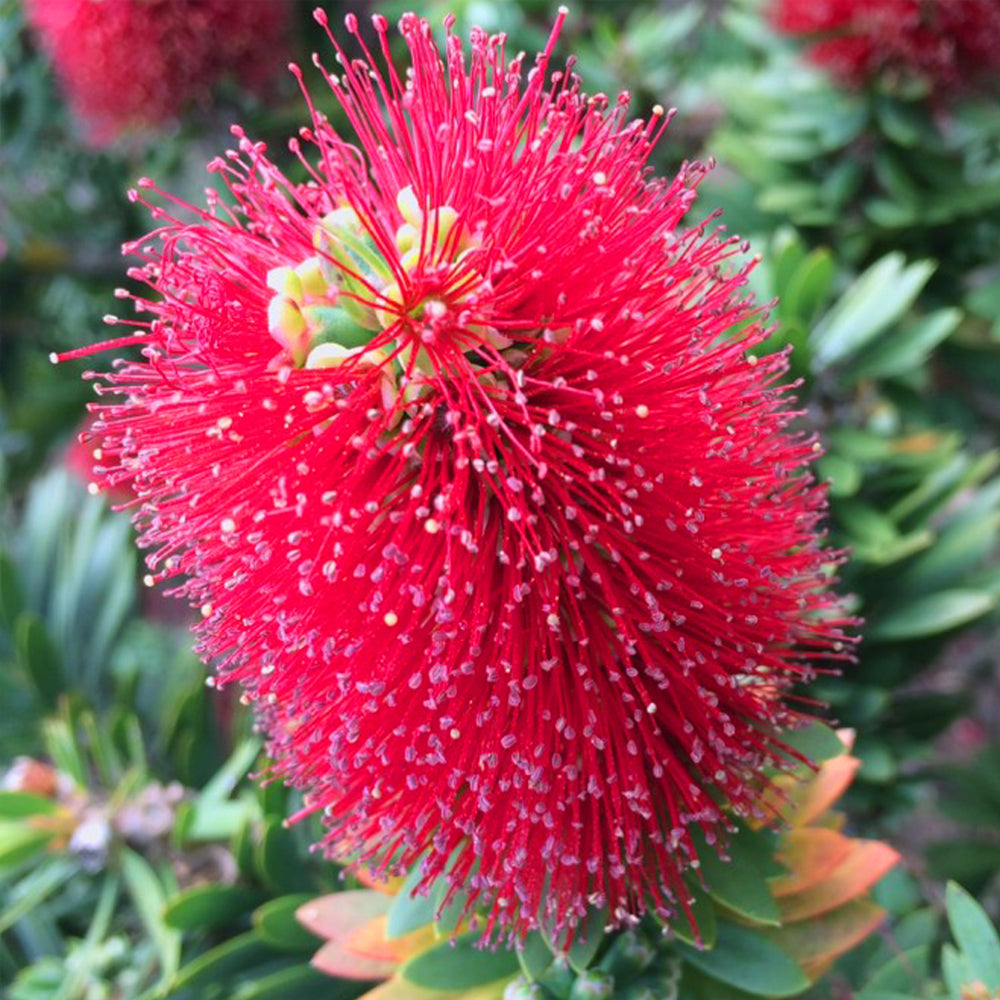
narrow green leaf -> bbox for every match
[232,963,363,1000]
[15,615,64,709]
[811,254,934,369]
[0,549,25,631]
[869,590,996,642]
[849,308,961,380]
[171,931,280,991]
[781,248,835,326]
[120,849,181,984]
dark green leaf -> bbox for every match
[401,931,520,990]
[14,615,64,709]
[163,884,261,931]
[254,894,321,951]
[677,923,808,997]
[171,931,281,991]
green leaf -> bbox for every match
[385,863,438,939]
[0,792,59,819]
[253,894,321,951]
[868,590,996,641]
[780,248,835,326]
[677,923,809,998]
[254,816,310,893]
[171,931,281,991]
[814,454,861,498]
[848,308,961,380]
[777,721,846,765]
[0,857,76,934]
[0,821,52,870]
[517,931,556,980]
[893,513,1000,596]
[565,904,610,972]
[942,942,973,999]
[200,739,261,802]
[163,883,261,931]
[0,549,25,631]
[14,615,64,709]
[672,879,718,949]
[946,881,1000,989]
[120,849,181,984]
[811,254,934,370]
[694,829,781,926]
[401,932,520,990]
[232,963,364,1000]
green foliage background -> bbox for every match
[2,0,999,997]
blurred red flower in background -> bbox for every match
[771,0,1000,91]
[65,10,850,942]
[25,0,292,145]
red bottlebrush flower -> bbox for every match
[25,0,293,145]
[771,0,1000,92]
[65,10,850,943]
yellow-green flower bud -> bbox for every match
[396,185,423,228]
[267,295,309,364]
[266,265,304,303]
[295,258,328,300]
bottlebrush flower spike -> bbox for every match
[771,0,1000,92]
[25,0,293,145]
[63,8,851,944]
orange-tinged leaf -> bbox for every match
[311,938,402,981]
[785,756,861,827]
[778,840,899,923]
[346,915,438,963]
[772,827,853,897]
[297,890,393,943]
[767,899,888,982]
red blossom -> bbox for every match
[771,0,1000,92]
[66,10,851,943]
[25,0,293,145]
